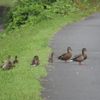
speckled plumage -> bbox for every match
[48,53,54,63]
[31,56,40,66]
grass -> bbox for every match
[0,0,14,6]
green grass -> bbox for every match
[0,8,100,100]
[0,0,15,6]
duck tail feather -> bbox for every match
[58,56,61,59]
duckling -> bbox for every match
[30,56,40,66]
[58,47,72,63]
[48,53,54,63]
[69,48,87,65]
[12,56,19,64]
[2,55,13,70]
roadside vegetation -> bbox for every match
[0,0,100,100]
[0,0,13,6]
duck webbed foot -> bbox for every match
[65,60,68,63]
[79,62,83,65]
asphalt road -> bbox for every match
[41,12,100,100]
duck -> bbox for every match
[0,61,4,68]
[48,53,54,63]
[2,55,13,70]
[30,55,40,66]
[58,47,72,63]
[69,48,87,65]
[12,56,19,64]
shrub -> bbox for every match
[5,0,100,32]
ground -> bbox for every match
[0,6,10,33]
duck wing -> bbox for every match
[58,53,67,59]
[48,58,53,63]
[58,52,72,60]
[36,60,40,66]
[12,60,19,64]
[2,61,13,70]
[71,54,84,62]
[30,59,35,65]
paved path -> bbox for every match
[41,12,100,100]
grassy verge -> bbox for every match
[0,8,100,100]
[0,0,13,6]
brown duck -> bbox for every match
[58,47,72,63]
[70,48,87,65]
[48,53,54,63]
[12,56,19,64]
[2,55,13,70]
[30,56,40,66]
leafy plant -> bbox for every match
[4,0,79,31]
[52,1,78,15]
[3,0,100,33]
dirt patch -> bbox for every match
[0,6,10,33]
